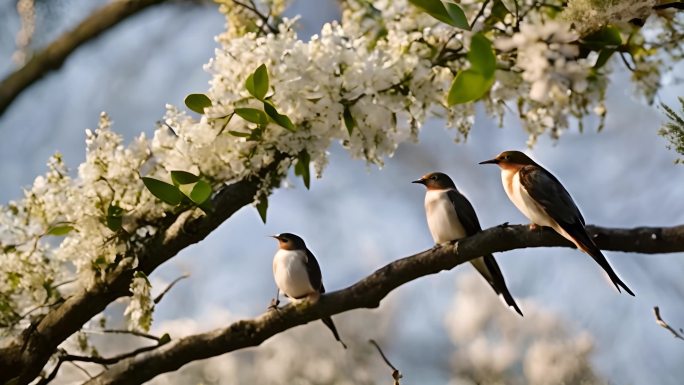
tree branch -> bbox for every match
[84,223,684,385]
[0,157,285,385]
[0,0,175,119]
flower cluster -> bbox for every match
[0,0,671,336]
[125,272,154,332]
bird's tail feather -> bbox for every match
[482,255,524,316]
[321,317,347,349]
[564,225,635,296]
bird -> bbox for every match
[413,172,523,316]
[270,233,348,348]
[479,150,634,296]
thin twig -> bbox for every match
[470,0,491,30]
[154,273,190,304]
[101,329,162,342]
[619,51,636,72]
[653,2,684,10]
[653,306,684,340]
[63,343,165,366]
[369,339,402,385]
[231,0,277,33]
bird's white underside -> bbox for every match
[424,189,492,282]
[424,189,467,244]
[502,168,575,243]
[273,249,316,299]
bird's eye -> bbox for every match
[504,155,510,161]
[430,175,437,180]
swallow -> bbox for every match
[479,150,634,295]
[270,233,348,348]
[413,172,523,316]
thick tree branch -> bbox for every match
[85,223,684,385]
[0,0,174,119]
[0,158,285,385]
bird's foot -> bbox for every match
[498,222,510,228]
[529,223,539,231]
[268,298,280,311]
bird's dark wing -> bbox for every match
[446,189,482,236]
[446,190,523,315]
[520,166,634,296]
[519,165,585,226]
[304,248,324,293]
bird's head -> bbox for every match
[412,172,456,190]
[479,150,536,169]
[271,233,306,250]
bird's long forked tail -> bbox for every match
[482,255,524,316]
[321,317,348,349]
[565,225,635,296]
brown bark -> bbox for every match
[84,223,684,385]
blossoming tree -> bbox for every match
[1,0,683,384]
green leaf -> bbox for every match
[178,180,212,205]
[293,150,311,189]
[184,94,212,114]
[170,170,199,186]
[142,177,183,206]
[235,108,269,125]
[159,333,171,345]
[499,0,517,13]
[408,0,452,25]
[264,102,296,131]
[106,204,124,231]
[468,33,496,77]
[256,197,268,224]
[583,26,622,48]
[489,0,510,23]
[443,2,470,30]
[245,64,269,100]
[594,49,615,69]
[343,105,355,135]
[47,224,74,236]
[227,130,252,138]
[409,0,470,29]
[447,69,495,105]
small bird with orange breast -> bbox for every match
[270,233,347,348]
[479,150,634,295]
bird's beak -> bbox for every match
[479,158,499,165]
[269,235,281,240]
[412,179,426,185]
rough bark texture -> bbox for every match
[0,0,172,118]
[83,223,684,385]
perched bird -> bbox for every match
[413,172,523,316]
[479,150,634,295]
[270,233,347,348]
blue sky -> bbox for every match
[1,1,683,383]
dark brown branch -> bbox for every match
[0,0,174,119]
[653,306,684,340]
[84,223,684,385]
[0,158,285,385]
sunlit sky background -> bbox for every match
[1,1,683,384]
